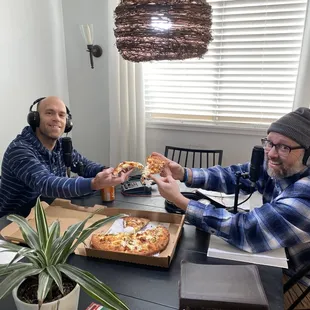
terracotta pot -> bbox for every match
[12,283,80,310]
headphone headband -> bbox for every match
[29,97,46,112]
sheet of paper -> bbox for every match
[196,189,262,211]
[106,218,170,235]
[0,247,21,265]
[207,235,288,268]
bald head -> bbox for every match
[37,96,66,113]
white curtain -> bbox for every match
[293,0,310,109]
[107,0,146,167]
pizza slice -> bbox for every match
[123,216,150,233]
[91,232,130,253]
[113,161,144,176]
[134,226,170,255]
[141,155,167,183]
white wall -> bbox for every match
[62,0,110,164]
[146,126,265,166]
[0,0,69,164]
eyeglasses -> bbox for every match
[261,138,304,156]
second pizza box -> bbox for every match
[1,198,185,268]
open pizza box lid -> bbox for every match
[1,198,185,268]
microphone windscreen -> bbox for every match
[62,137,73,168]
[249,145,264,183]
[62,137,72,153]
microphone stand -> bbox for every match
[231,171,250,214]
[230,145,264,214]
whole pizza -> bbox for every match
[91,217,170,256]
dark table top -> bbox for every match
[0,187,284,309]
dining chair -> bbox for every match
[164,146,223,168]
[283,264,310,310]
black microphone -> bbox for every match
[62,137,72,177]
[249,145,265,185]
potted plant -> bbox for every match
[0,198,129,310]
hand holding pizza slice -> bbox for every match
[149,152,185,181]
[112,155,168,183]
[141,155,168,183]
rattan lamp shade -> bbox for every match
[114,0,213,62]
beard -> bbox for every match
[37,125,63,141]
[267,156,304,179]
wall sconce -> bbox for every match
[79,24,103,69]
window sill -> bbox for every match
[146,120,268,136]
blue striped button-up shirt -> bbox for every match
[0,126,104,217]
[185,163,310,275]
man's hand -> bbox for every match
[149,174,189,211]
[151,152,185,181]
[91,167,133,190]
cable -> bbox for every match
[237,192,253,207]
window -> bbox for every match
[143,0,308,129]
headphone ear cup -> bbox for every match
[303,148,310,166]
[64,118,73,133]
[27,111,40,129]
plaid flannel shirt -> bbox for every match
[0,126,104,217]
[185,163,310,275]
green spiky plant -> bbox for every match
[0,197,129,310]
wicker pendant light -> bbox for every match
[114,0,213,62]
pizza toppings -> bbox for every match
[91,224,170,256]
[123,216,150,233]
[113,155,168,183]
[113,161,144,176]
[141,155,167,183]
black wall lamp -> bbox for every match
[80,24,103,69]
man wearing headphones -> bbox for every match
[0,96,131,218]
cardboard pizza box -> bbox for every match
[1,199,185,268]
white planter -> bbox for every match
[12,282,80,310]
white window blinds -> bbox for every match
[143,0,307,128]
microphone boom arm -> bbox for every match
[232,171,249,214]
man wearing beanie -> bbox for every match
[151,107,310,310]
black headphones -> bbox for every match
[27,97,73,133]
[303,148,310,166]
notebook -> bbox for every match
[179,261,269,310]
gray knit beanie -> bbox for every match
[267,107,310,149]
